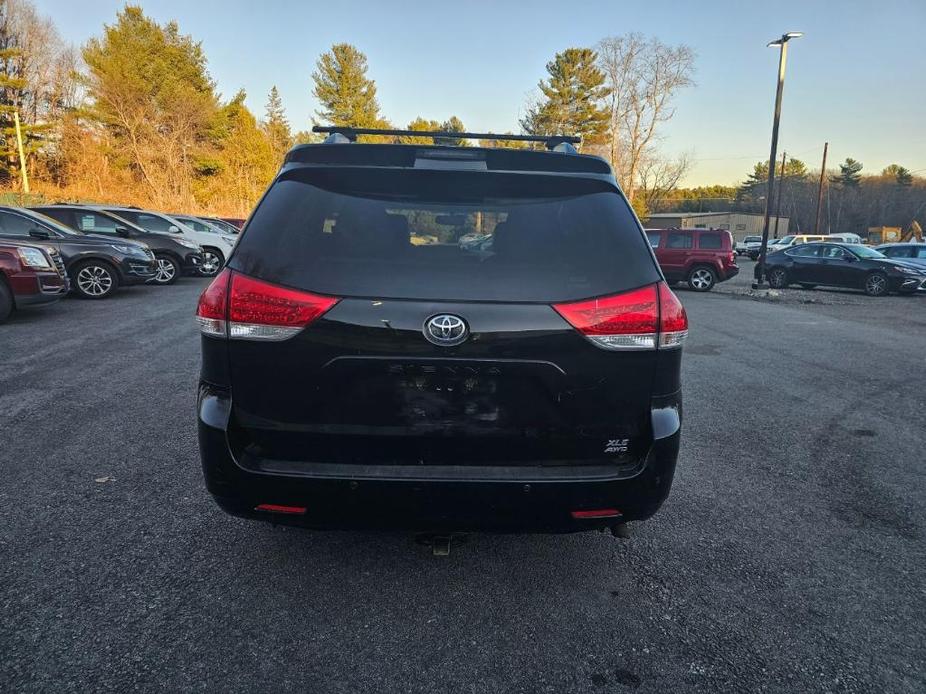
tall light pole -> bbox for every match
[753,31,802,289]
[773,151,786,239]
[814,141,828,234]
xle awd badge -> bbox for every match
[423,314,468,346]
[604,438,629,454]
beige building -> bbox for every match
[644,212,790,242]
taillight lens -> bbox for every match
[553,282,687,351]
[195,269,230,337]
[657,282,688,348]
[195,270,338,341]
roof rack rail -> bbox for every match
[311,126,580,151]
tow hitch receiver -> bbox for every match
[416,533,453,556]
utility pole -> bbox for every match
[13,111,29,198]
[754,31,802,289]
[773,151,786,239]
[813,141,828,235]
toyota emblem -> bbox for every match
[423,314,468,346]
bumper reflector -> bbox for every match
[571,509,622,519]
[255,504,307,515]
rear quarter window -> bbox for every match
[231,168,660,302]
[697,232,724,250]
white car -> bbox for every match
[824,233,863,244]
[93,206,237,276]
[739,235,763,255]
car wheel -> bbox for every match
[72,260,119,299]
[152,255,180,285]
[768,267,788,288]
[799,283,816,290]
[200,248,225,277]
[864,272,888,297]
[687,266,716,292]
[0,280,13,323]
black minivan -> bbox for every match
[196,130,687,535]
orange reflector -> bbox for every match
[255,504,307,515]
[571,509,622,519]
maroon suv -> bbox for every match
[0,239,69,323]
[645,227,739,291]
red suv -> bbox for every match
[0,239,69,323]
[645,228,739,291]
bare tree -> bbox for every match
[637,151,692,213]
[596,34,695,201]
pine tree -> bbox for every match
[264,85,291,157]
[830,158,863,187]
[398,117,441,144]
[81,5,219,207]
[0,3,46,184]
[312,43,380,127]
[200,89,277,214]
[436,116,467,146]
[882,164,912,187]
[520,48,611,146]
[478,133,529,150]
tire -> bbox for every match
[687,266,716,292]
[799,283,816,290]
[767,267,788,289]
[864,272,888,297]
[152,254,180,285]
[71,260,120,299]
[200,247,225,277]
[0,279,13,323]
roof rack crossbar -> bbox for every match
[311,126,580,150]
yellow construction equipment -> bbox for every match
[899,220,923,242]
[868,221,922,244]
[868,226,903,244]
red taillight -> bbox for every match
[658,282,688,348]
[553,282,687,351]
[255,504,307,515]
[195,269,231,337]
[571,509,622,519]
[195,269,339,341]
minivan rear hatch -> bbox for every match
[222,166,664,471]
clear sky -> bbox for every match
[34,0,926,186]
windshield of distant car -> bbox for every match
[846,245,885,259]
[779,235,795,244]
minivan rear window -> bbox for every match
[231,168,659,302]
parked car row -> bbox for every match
[745,233,864,259]
[0,204,239,324]
[764,241,926,296]
[645,227,739,291]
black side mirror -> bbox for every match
[29,228,51,240]
[844,253,857,262]
[115,226,131,238]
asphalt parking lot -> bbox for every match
[1,275,924,693]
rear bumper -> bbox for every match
[720,265,739,281]
[197,383,682,533]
